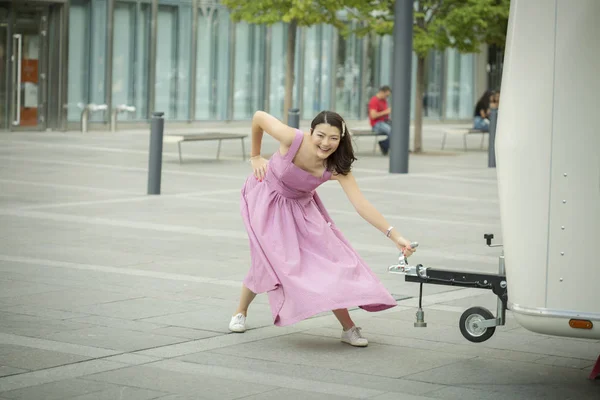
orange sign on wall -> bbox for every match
[21,59,38,83]
[20,58,38,126]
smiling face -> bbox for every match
[310,123,342,159]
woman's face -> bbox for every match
[310,123,342,159]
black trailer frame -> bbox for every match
[390,233,509,343]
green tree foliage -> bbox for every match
[350,0,510,153]
[221,0,360,123]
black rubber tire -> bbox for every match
[459,306,496,343]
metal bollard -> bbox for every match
[488,108,498,168]
[147,112,164,195]
[110,104,136,132]
[81,103,108,133]
[287,108,300,129]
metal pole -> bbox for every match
[389,0,413,174]
[147,112,164,195]
[488,108,498,168]
[60,1,71,131]
[288,108,300,129]
[497,250,506,325]
[189,0,198,122]
[148,0,158,116]
[105,0,115,129]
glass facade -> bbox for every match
[112,1,151,121]
[68,0,107,122]
[0,7,7,130]
[233,22,266,120]
[195,5,228,120]
[1,0,485,131]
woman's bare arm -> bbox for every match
[332,172,415,255]
[250,111,297,157]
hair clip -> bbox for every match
[341,121,346,137]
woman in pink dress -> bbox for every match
[229,110,416,347]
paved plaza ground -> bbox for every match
[0,121,598,399]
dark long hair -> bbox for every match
[475,90,494,112]
[310,111,357,176]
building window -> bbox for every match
[445,48,474,119]
[301,25,320,120]
[233,22,265,120]
[112,1,151,121]
[319,25,334,113]
[67,0,106,122]
[268,23,286,120]
[423,50,444,119]
[334,26,363,120]
[195,6,226,120]
[155,3,192,120]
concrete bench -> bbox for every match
[350,128,386,153]
[163,133,247,163]
[441,128,488,151]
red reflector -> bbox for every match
[569,319,593,329]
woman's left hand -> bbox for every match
[395,236,417,257]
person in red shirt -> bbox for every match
[368,86,392,155]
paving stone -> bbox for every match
[66,315,168,333]
[0,378,112,400]
[82,364,276,399]
[1,127,598,400]
[42,326,188,352]
[233,388,356,400]
[0,305,89,321]
[0,368,26,379]
[149,326,222,340]
[140,305,274,334]
[2,288,138,310]
[211,333,472,379]
[0,333,118,358]
[0,348,90,370]
[70,298,201,320]
[63,385,168,400]
[403,357,592,386]
[176,351,444,396]
[0,318,96,339]
[101,353,162,366]
[369,393,438,400]
[301,327,542,364]
[0,360,126,393]
[425,383,600,400]
[0,281,66,299]
[533,355,596,369]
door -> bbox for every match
[9,6,48,130]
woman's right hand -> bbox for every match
[250,156,269,181]
[395,236,417,258]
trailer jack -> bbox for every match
[389,233,508,343]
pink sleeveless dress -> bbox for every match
[240,130,396,326]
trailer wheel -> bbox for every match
[459,307,496,343]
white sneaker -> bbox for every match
[229,313,246,333]
[341,326,368,347]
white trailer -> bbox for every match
[391,0,600,380]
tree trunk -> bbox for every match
[283,20,298,124]
[414,56,426,153]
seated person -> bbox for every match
[490,91,500,110]
[368,85,392,155]
[473,90,493,132]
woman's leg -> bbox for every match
[234,284,256,316]
[335,308,368,346]
[332,308,355,331]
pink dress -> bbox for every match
[240,130,397,326]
